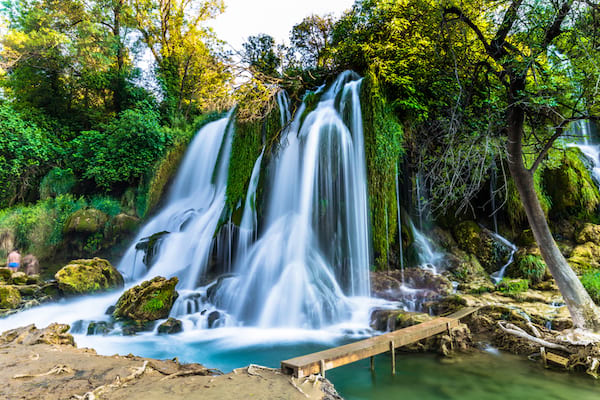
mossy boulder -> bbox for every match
[0,285,21,309]
[157,317,183,334]
[0,268,12,284]
[112,214,140,234]
[576,223,600,245]
[452,221,509,274]
[55,258,124,295]
[11,271,28,285]
[506,248,547,284]
[568,242,600,273]
[64,208,109,233]
[113,276,179,323]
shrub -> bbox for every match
[516,254,546,284]
[73,103,170,190]
[581,269,600,304]
[90,196,121,217]
[39,167,76,199]
[497,278,529,294]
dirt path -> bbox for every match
[0,324,341,400]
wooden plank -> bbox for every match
[545,351,569,368]
[281,306,481,378]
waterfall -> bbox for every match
[395,164,404,283]
[117,114,234,289]
[568,120,600,183]
[235,149,264,262]
[409,220,444,274]
[489,231,518,284]
[210,72,372,329]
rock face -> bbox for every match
[0,285,21,309]
[452,221,510,274]
[55,258,124,295]
[113,276,179,322]
[64,208,109,233]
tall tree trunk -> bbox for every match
[506,90,600,332]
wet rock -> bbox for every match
[113,276,179,323]
[105,305,116,315]
[11,272,28,286]
[55,258,124,295]
[207,311,221,328]
[457,280,495,295]
[14,285,40,297]
[370,269,453,302]
[369,309,433,332]
[135,231,170,267]
[0,285,21,309]
[158,318,183,334]
[424,294,467,315]
[443,251,490,284]
[64,208,109,233]
[452,221,510,274]
[112,213,140,234]
[87,321,114,335]
[40,282,61,299]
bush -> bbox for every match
[39,167,76,199]
[0,103,51,207]
[497,278,529,294]
[90,196,121,217]
[516,254,546,284]
[73,103,170,190]
[581,270,600,304]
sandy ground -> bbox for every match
[0,324,341,400]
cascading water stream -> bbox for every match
[489,231,518,284]
[210,72,372,329]
[568,120,600,183]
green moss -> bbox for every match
[581,269,600,304]
[0,285,21,309]
[497,278,529,294]
[54,258,124,295]
[361,69,404,269]
[299,90,322,125]
[113,276,179,322]
[225,101,282,216]
[142,291,167,313]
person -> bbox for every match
[7,249,21,272]
[22,254,39,275]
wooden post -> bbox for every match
[320,359,326,378]
[390,340,396,375]
[370,356,374,371]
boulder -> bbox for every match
[0,285,21,309]
[370,309,434,332]
[370,269,453,302]
[111,213,140,234]
[0,323,74,346]
[55,258,124,295]
[113,276,179,322]
[576,223,600,245]
[157,318,183,334]
[567,242,600,273]
[452,221,511,274]
[11,271,28,285]
[135,231,170,267]
[87,321,114,335]
[64,208,108,233]
[0,268,12,284]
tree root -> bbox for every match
[13,364,74,379]
[71,360,149,400]
[497,322,573,353]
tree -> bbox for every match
[290,14,334,68]
[242,34,280,77]
[443,1,600,331]
[130,0,232,118]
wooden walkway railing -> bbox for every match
[281,307,480,378]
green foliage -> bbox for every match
[361,70,404,269]
[90,196,121,217]
[39,167,76,200]
[225,102,281,213]
[497,278,529,295]
[290,14,334,68]
[0,103,51,208]
[0,194,87,260]
[243,34,280,76]
[73,104,170,190]
[581,270,600,305]
[516,255,546,284]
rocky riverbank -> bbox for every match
[0,324,341,400]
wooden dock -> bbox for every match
[281,307,480,378]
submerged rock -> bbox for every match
[157,318,183,334]
[55,258,124,295]
[0,285,21,309]
[113,276,179,323]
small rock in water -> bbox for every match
[207,311,220,328]
[87,321,114,335]
[105,305,116,315]
[157,318,183,335]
